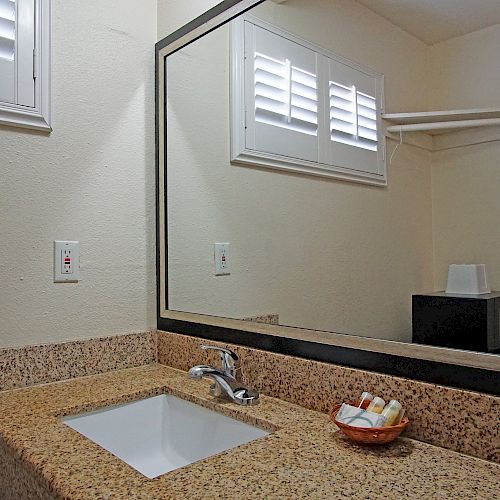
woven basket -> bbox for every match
[329,403,409,445]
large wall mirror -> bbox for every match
[157,0,500,393]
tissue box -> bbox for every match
[335,403,387,428]
[412,291,500,352]
[446,264,490,295]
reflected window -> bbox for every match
[231,14,386,185]
[0,0,51,131]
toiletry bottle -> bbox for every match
[356,392,374,409]
[381,400,403,426]
[366,397,385,414]
[394,408,405,426]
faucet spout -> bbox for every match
[188,349,260,406]
[188,365,217,379]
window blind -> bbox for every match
[0,0,15,61]
[254,52,318,136]
[330,81,378,151]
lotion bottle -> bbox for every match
[381,400,403,426]
[366,396,386,414]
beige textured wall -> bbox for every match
[0,0,157,347]
[430,25,500,290]
[163,0,434,342]
[427,24,500,110]
[157,0,220,37]
[432,143,500,290]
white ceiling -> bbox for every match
[356,0,500,45]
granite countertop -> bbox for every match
[0,364,498,499]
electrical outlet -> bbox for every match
[214,243,230,276]
[54,241,80,283]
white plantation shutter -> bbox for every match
[0,0,15,102]
[0,0,34,106]
[327,58,383,176]
[356,92,377,148]
[244,22,319,163]
[254,52,318,136]
[330,82,377,151]
[0,0,15,61]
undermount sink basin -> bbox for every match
[62,394,269,479]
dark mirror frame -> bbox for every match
[155,0,500,395]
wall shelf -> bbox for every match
[382,108,500,136]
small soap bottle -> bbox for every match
[394,408,405,426]
[356,392,374,409]
[381,400,403,426]
[366,396,386,414]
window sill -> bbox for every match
[231,147,387,186]
[0,104,51,132]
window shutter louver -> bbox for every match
[254,52,318,136]
[330,81,378,151]
[0,0,15,61]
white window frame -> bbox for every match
[230,14,386,186]
[0,0,51,131]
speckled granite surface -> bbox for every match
[1,329,498,466]
[0,331,157,391]
[157,331,500,463]
[0,364,498,500]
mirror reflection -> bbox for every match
[165,0,500,355]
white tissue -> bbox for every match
[446,264,490,295]
[336,403,387,428]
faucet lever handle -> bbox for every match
[200,345,240,379]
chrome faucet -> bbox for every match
[188,345,260,406]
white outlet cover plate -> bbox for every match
[214,242,230,276]
[54,241,80,283]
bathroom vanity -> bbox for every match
[0,363,498,499]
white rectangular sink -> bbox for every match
[62,394,269,479]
